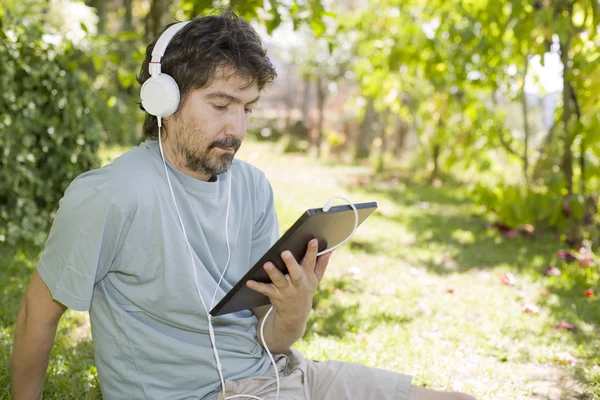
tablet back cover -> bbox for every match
[210,202,377,316]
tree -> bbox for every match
[328,0,599,239]
[0,1,105,245]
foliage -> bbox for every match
[0,3,105,245]
[331,0,600,244]
[471,181,567,230]
[179,0,330,35]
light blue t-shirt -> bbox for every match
[37,140,280,399]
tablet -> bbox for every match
[210,201,378,316]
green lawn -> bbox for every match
[1,139,598,399]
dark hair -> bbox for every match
[137,11,277,140]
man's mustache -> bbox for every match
[209,137,241,152]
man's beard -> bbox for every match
[183,136,241,177]
[173,122,242,178]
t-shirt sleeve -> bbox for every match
[36,180,131,311]
[249,174,279,266]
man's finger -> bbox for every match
[246,280,277,298]
[301,238,318,273]
[314,251,333,282]
[281,250,305,286]
[263,262,288,288]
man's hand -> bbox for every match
[248,239,333,352]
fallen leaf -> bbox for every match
[356,332,368,342]
[544,266,561,276]
[446,287,455,294]
[492,222,512,233]
[504,229,519,239]
[556,352,580,365]
[554,321,576,331]
[557,250,577,263]
[522,303,540,313]
[539,290,551,297]
[578,254,594,268]
[585,289,595,297]
[500,272,516,286]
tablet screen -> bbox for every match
[210,201,378,316]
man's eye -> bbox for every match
[245,108,254,114]
[213,105,228,111]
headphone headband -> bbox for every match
[149,21,191,76]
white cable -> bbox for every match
[317,196,359,256]
[258,306,279,399]
[157,120,226,395]
[158,119,270,400]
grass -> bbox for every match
[1,139,598,399]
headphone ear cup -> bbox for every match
[140,74,181,118]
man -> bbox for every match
[10,11,475,400]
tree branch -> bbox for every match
[498,130,523,159]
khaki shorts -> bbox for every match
[216,349,413,400]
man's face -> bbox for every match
[165,67,259,179]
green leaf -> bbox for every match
[309,19,326,37]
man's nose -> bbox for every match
[225,108,247,140]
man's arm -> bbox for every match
[250,239,333,354]
[252,304,306,354]
[10,270,67,400]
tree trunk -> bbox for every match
[375,110,389,173]
[569,82,585,195]
[313,76,326,159]
[560,35,574,195]
[146,0,172,41]
[430,143,441,182]
[355,97,376,160]
[521,53,530,182]
[123,0,134,32]
[395,118,408,158]
[301,75,312,129]
[429,116,444,182]
[283,71,296,133]
[85,0,109,34]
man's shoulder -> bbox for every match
[68,143,159,217]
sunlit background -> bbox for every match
[1,0,599,399]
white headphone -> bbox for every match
[140,21,190,119]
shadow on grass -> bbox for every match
[349,182,562,275]
[0,244,101,399]
[42,338,101,399]
[348,240,379,255]
[346,177,600,393]
[306,276,413,338]
[540,266,600,389]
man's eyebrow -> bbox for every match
[205,92,260,105]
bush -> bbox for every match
[471,181,565,229]
[0,9,105,245]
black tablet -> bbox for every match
[210,201,378,316]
